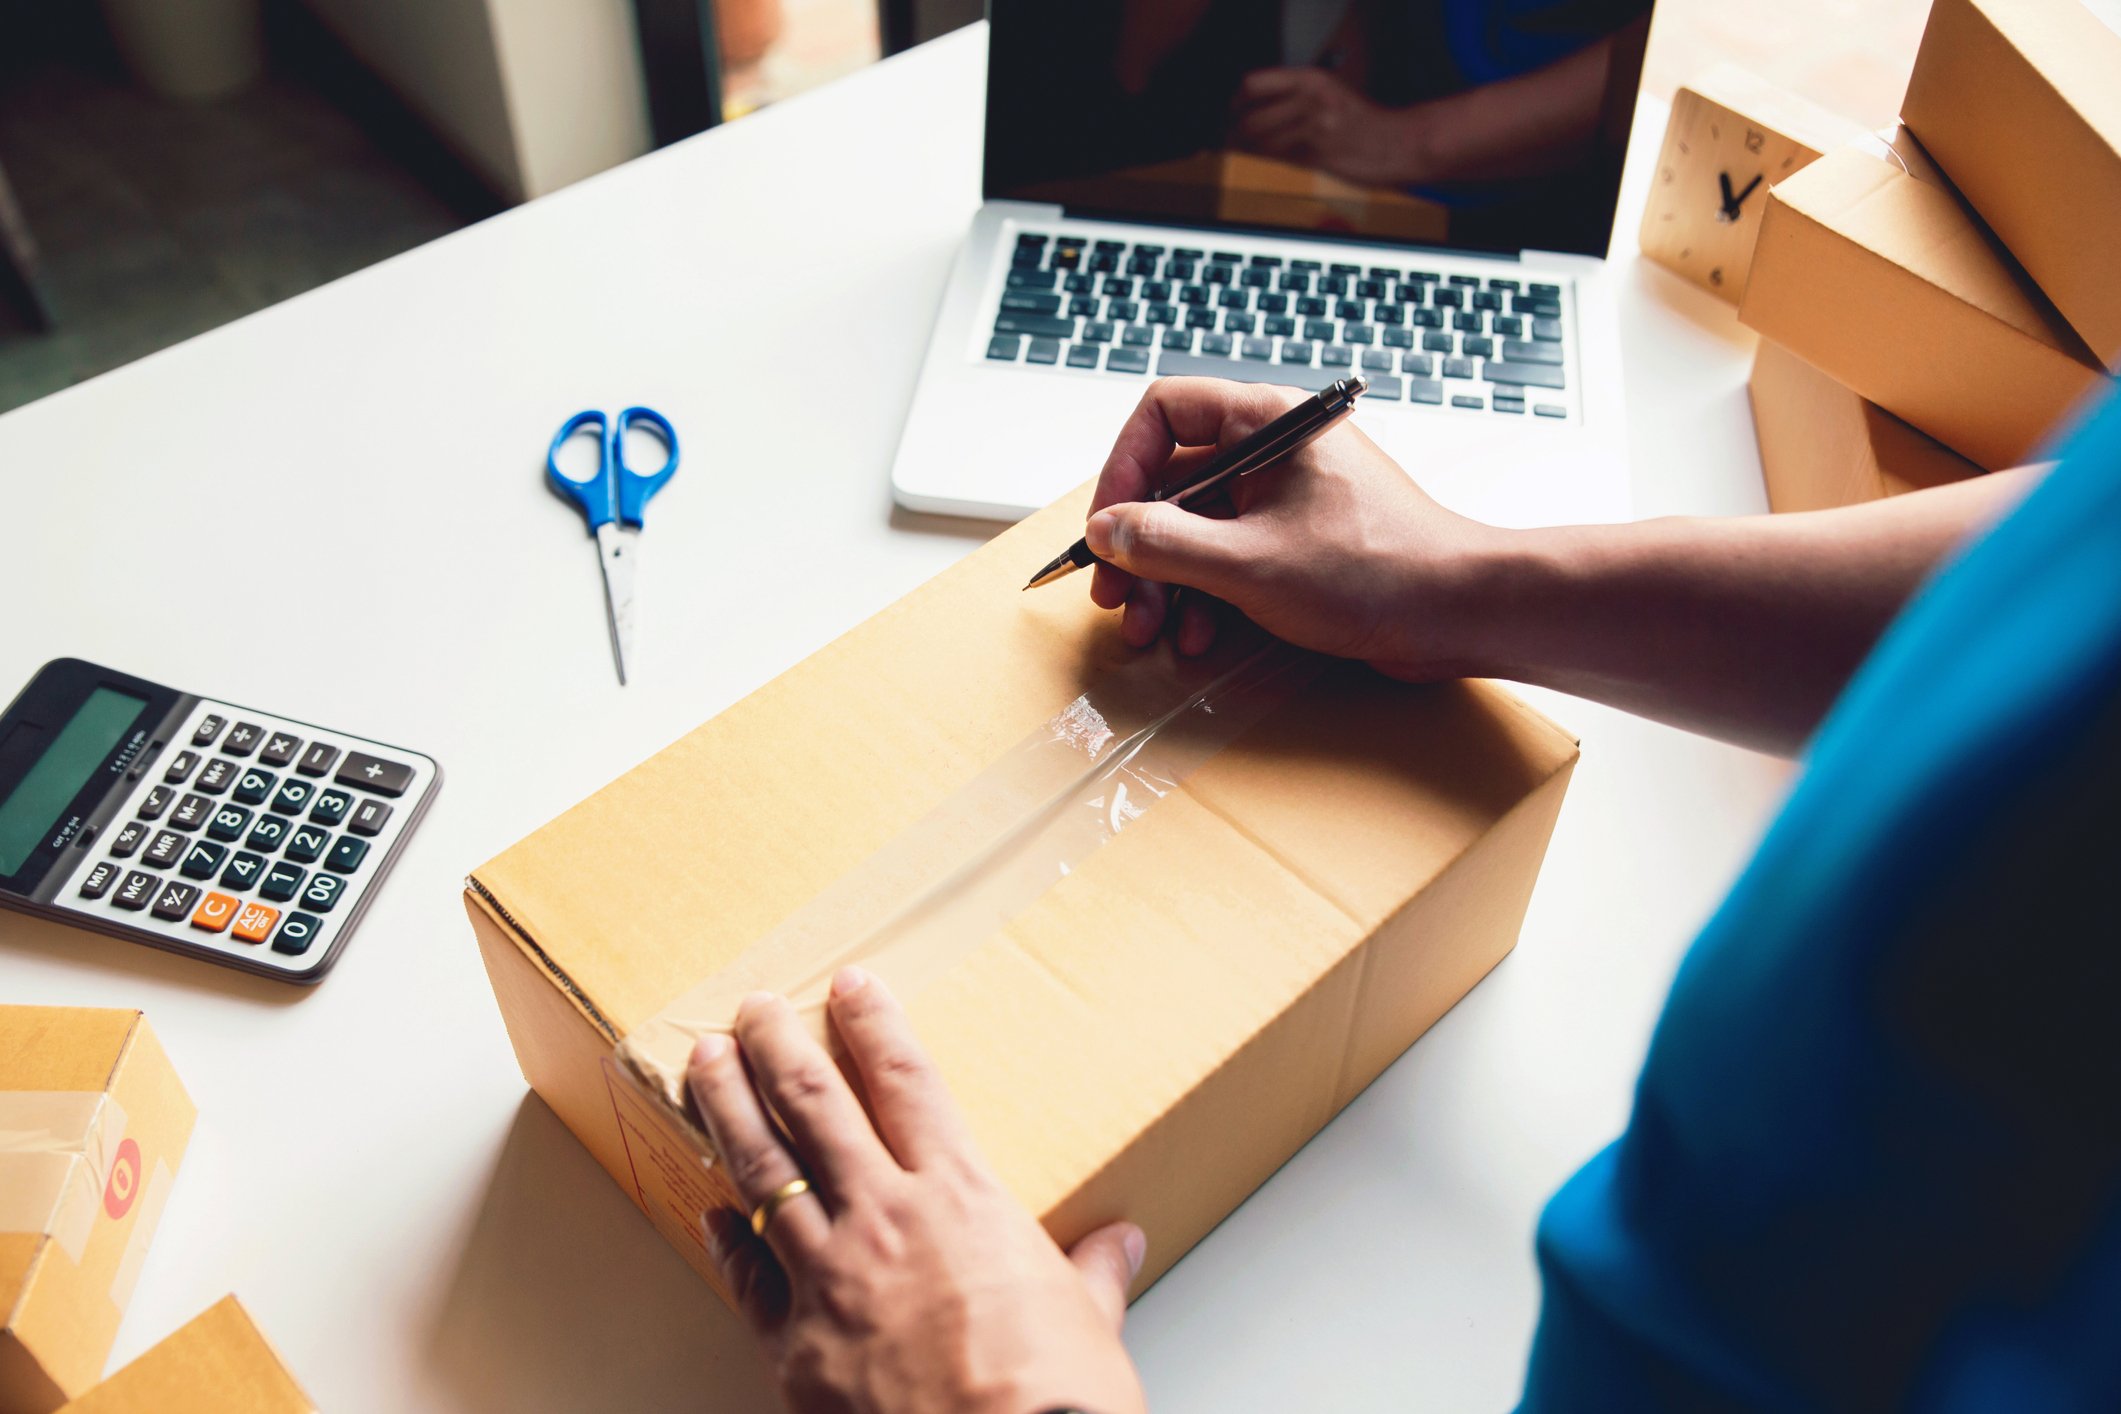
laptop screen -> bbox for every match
[985,0,1655,258]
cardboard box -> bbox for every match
[0,1009,194,1414]
[55,1297,313,1414]
[1902,0,2121,368]
[1749,337,1986,512]
[465,483,1578,1305]
[1739,132,2112,470]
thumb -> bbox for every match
[1067,1221,1147,1329]
[1086,501,1254,599]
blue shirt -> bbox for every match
[1522,387,2121,1412]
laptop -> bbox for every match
[891,0,1655,528]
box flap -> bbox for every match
[55,1296,315,1414]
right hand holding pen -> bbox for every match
[1084,378,1502,678]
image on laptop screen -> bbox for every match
[985,0,1654,258]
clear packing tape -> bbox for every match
[617,643,1322,1119]
[0,1090,123,1262]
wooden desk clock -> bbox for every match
[1639,63,1864,305]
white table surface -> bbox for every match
[0,26,1796,1411]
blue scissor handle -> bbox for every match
[611,405,679,529]
[547,409,616,531]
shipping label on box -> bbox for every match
[465,482,1578,1308]
[0,1008,193,1414]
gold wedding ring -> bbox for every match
[749,1177,815,1237]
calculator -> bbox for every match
[0,659,440,982]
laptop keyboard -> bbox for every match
[982,231,1570,419]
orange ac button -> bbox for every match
[190,892,239,933]
[231,902,279,944]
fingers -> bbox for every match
[826,966,976,1170]
[1067,1222,1148,1330]
[703,1206,791,1336]
[688,1033,831,1266]
[1176,590,1219,657]
[733,993,895,1197]
[1085,500,1259,605]
[1234,67,1306,105]
[1091,380,1288,514]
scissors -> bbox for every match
[546,406,679,685]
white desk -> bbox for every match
[0,26,1794,1411]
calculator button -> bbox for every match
[346,799,392,837]
[169,794,213,832]
[296,742,341,777]
[272,912,322,956]
[222,722,264,757]
[260,861,306,902]
[143,830,186,869]
[191,714,227,747]
[163,750,200,784]
[270,779,314,816]
[336,752,413,798]
[206,804,253,842]
[197,759,238,795]
[232,769,276,806]
[231,901,279,944]
[109,820,149,859]
[136,786,173,821]
[113,871,158,910]
[78,861,120,899]
[189,892,239,932]
[309,789,353,827]
[284,825,330,864]
[298,873,344,913]
[151,882,199,922]
[179,840,228,880]
[220,851,267,891]
[324,836,369,874]
[259,732,302,768]
[245,815,291,853]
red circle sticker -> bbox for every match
[104,1138,142,1220]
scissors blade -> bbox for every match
[594,522,640,686]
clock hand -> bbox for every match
[1733,173,1764,208]
[1719,171,1735,209]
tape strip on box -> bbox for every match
[618,643,1320,1118]
[0,1090,127,1263]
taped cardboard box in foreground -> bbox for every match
[1748,338,1985,513]
[0,1007,194,1414]
[464,483,1578,1304]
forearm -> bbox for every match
[1405,36,1616,183]
[1443,471,2039,755]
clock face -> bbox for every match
[1639,85,1823,306]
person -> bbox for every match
[686,376,2121,1411]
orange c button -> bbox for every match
[232,902,279,944]
[190,892,238,933]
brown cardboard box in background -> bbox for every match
[0,1009,193,1414]
[464,484,1578,1306]
[1749,338,1985,512]
[1902,0,2121,368]
[54,1297,313,1414]
[1740,132,2111,470]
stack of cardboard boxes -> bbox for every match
[1742,0,2119,511]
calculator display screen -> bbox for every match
[0,688,147,874]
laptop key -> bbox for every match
[1484,360,1565,389]
[1344,324,1375,345]
[1006,269,1057,291]
[1413,308,1444,328]
[1066,344,1102,369]
[1494,315,1524,337]
[1444,357,1479,379]
[1280,340,1315,364]
[1069,296,1099,317]
[1155,350,1342,391]
[1161,328,1194,351]
[1532,317,1563,342]
[1121,325,1154,347]
[1463,336,1496,359]
[1241,337,1274,360]
[1408,379,1445,404]
[1422,331,1454,353]
[1264,316,1295,336]
[1081,321,1115,344]
[1535,403,1567,418]
[1001,292,1062,315]
[1452,395,1486,410]
[1225,313,1256,334]
[1064,273,1095,293]
[1145,303,1177,325]
[987,335,1022,361]
[1503,339,1563,365]
[1027,337,1061,365]
[1200,332,1234,356]
[1454,311,1485,332]
[1107,347,1150,374]
[1382,327,1413,348]
[1109,300,1141,321]
[1492,396,1526,414]
[1361,349,1395,372]
[1401,353,1434,376]
[1321,345,1354,367]
[1364,376,1404,400]
[995,314,1074,339]
[1186,309,1217,330]
[1304,319,1336,340]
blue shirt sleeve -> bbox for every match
[1520,386,2121,1412]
